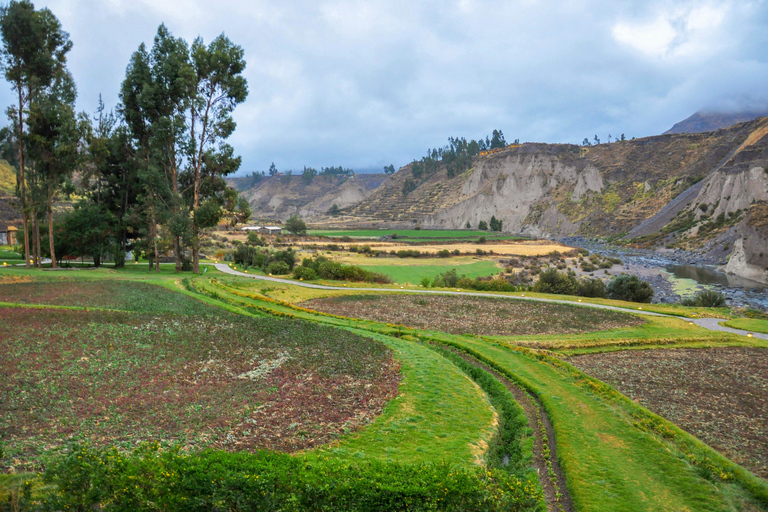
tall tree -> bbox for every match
[26,68,81,268]
[119,42,165,271]
[0,0,72,268]
[186,34,247,273]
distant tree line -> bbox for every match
[403,129,512,195]
[0,1,249,273]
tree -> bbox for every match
[57,200,115,267]
[0,0,73,268]
[383,164,395,174]
[301,165,317,183]
[478,220,488,231]
[26,67,81,269]
[593,135,600,145]
[489,215,502,232]
[533,268,579,295]
[490,129,506,149]
[268,162,277,176]
[582,138,591,146]
[327,203,340,216]
[284,214,307,235]
[606,275,654,303]
[186,33,248,274]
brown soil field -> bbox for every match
[301,294,644,337]
[569,348,768,479]
[1,306,399,471]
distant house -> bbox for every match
[241,225,282,235]
[0,224,17,245]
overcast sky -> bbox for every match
[3,0,768,174]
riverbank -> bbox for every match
[560,237,768,312]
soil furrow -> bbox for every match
[448,348,574,512]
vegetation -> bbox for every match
[296,255,392,284]
[284,214,307,235]
[606,274,654,303]
[681,289,727,307]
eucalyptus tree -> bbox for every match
[0,0,72,268]
[185,34,248,273]
[25,69,82,268]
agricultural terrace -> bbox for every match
[570,348,768,479]
[297,239,566,257]
[2,265,768,512]
[302,294,645,336]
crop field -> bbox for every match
[308,228,521,240]
[0,285,400,470]
[302,294,645,336]
[3,266,768,512]
[300,239,567,256]
[569,348,768,479]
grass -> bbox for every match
[0,159,15,194]
[357,260,501,284]
[722,318,768,334]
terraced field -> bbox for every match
[1,264,767,511]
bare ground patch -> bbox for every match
[301,294,644,336]
[568,347,768,478]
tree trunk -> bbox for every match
[33,216,41,267]
[17,85,31,269]
[47,186,57,269]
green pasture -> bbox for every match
[359,260,500,284]
[722,317,768,335]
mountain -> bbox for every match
[664,110,768,135]
[226,173,386,221]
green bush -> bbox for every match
[606,275,654,303]
[533,268,579,295]
[266,260,290,275]
[293,266,318,280]
[37,443,541,512]
[437,249,450,258]
[578,278,606,298]
[681,289,726,307]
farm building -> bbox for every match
[0,224,17,245]
[241,225,282,235]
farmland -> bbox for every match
[308,228,521,241]
[302,294,645,336]
[1,265,768,511]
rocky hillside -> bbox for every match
[664,110,768,135]
[230,173,386,222]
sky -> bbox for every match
[3,0,768,174]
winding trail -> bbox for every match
[213,264,767,340]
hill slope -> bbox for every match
[664,110,768,134]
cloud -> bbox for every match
[1,0,766,173]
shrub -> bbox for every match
[293,266,318,280]
[681,289,727,307]
[420,276,431,288]
[437,249,450,258]
[266,260,290,275]
[39,443,541,512]
[478,220,488,231]
[606,275,654,303]
[578,278,606,298]
[533,268,579,295]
